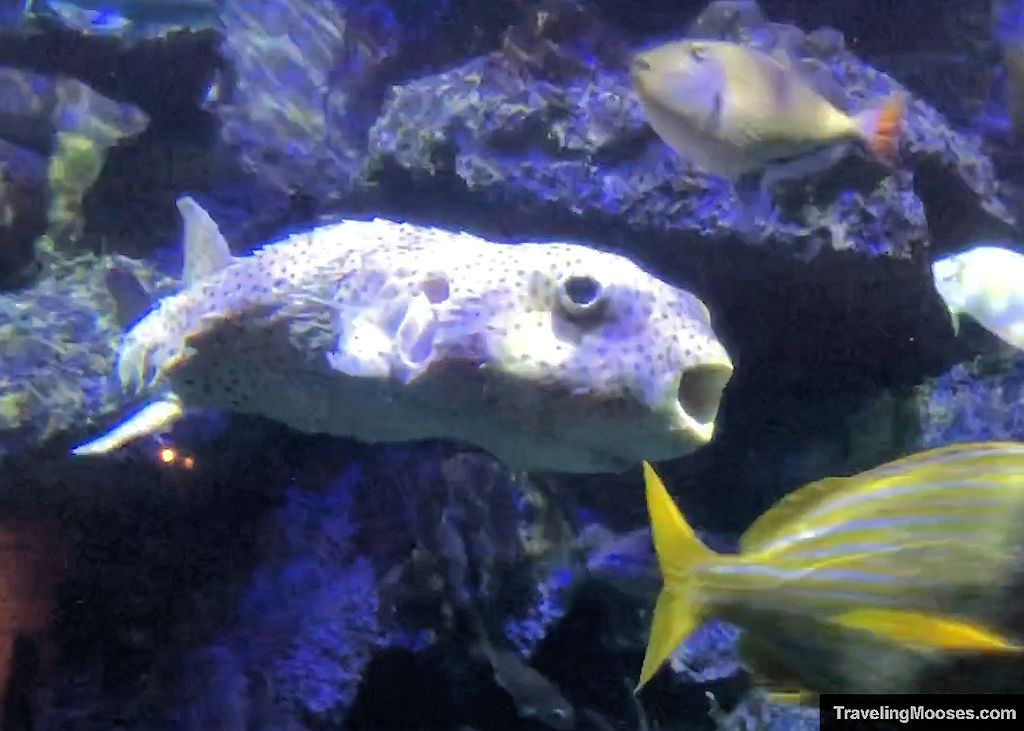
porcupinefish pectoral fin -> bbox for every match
[326,312,393,379]
[176,196,234,286]
[70,396,184,456]
[328,294,440,383]
[394,293,440,379]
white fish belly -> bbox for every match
[167,348,630,473]
[963,287,1024,350]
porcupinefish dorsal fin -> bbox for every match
[176,195,234,286]
[70,396,183,456]
[105,262,155,330]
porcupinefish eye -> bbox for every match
[632,56,651,72]
[688,44,708,62]
[557,274,606,321]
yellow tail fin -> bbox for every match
[829,608,1024,653]
[636,461,716,692]
[766,690,819,706]
[855,93,905,168]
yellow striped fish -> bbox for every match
[637,442,1024,697]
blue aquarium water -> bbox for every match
[0,0,1023,728]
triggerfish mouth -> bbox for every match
[637,441,1024,697]
[72,196,734,473]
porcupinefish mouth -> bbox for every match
[673,357,734,444]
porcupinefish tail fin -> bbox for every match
[105,263,155,330]
[176,195,234,286]
[855,92,906,169]
[70,396,184,456]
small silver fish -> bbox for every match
[72,196,734,473]
[630,39,904,182]
[24,0,221,37]
[469,612,575,730]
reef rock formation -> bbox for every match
[0,67,149,286]
[0,139,46,290]
[0,68,150,244]
[0,254,175,461]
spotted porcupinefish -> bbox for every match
[72,196,734,473]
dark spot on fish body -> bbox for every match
[422,276,450,304]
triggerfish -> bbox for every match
[636,442,1024,697]
[71,196,733,473]
[630,39,905,184]
[932,244,1024,352]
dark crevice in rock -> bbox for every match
[914,155,1022,253]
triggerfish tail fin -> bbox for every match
[635,461,716,693]
[854,92,905,169]
[828,608,1024,654]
